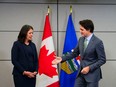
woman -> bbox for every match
[11,25,38,87]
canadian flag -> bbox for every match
[36,14,59,87]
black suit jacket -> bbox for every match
[62,34,106,82]
[11,41,38,76]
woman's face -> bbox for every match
[26,29,33,41]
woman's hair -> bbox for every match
[79,19,94,33]
[18,25,33,43]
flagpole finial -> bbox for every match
[47,5,50,15]
[70,5,72,14]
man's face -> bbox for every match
[79,25,90,37]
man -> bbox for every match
[52,19,106,87]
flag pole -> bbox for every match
[70,5,72,14]
[47,5,50,15]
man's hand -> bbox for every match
[52,56,62,65]
[81,66,90,74]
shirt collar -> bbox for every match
[86,33,93,41]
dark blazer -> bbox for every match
[62,34,106,82]
[11,41,38,76]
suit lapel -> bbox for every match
[79,37,85,58]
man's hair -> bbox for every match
[79,19,94,33]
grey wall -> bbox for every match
[0,0,116,87]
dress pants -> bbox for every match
[74,73,98,87]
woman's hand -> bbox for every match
[23,71,36,78]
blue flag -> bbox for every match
[60,14,80,87]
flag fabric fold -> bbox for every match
[36,14,59,87]
[60,14,80,87]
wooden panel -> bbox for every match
[0,61,14,87]
[0,4,57,31]
[1,0,116,4]
[100,61,116,87]
[59,5,116,31]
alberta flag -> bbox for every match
[36,14,59,87]
[60,14,80,87]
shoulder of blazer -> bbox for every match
[14,41,35,46]
[14,40,22,44]
[13,40,22,47]
[92,34,102,43]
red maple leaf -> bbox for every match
[38,45,58,78]
[47,81,60,87]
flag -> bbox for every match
[60,14,80,87]
[36,14,59,87]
